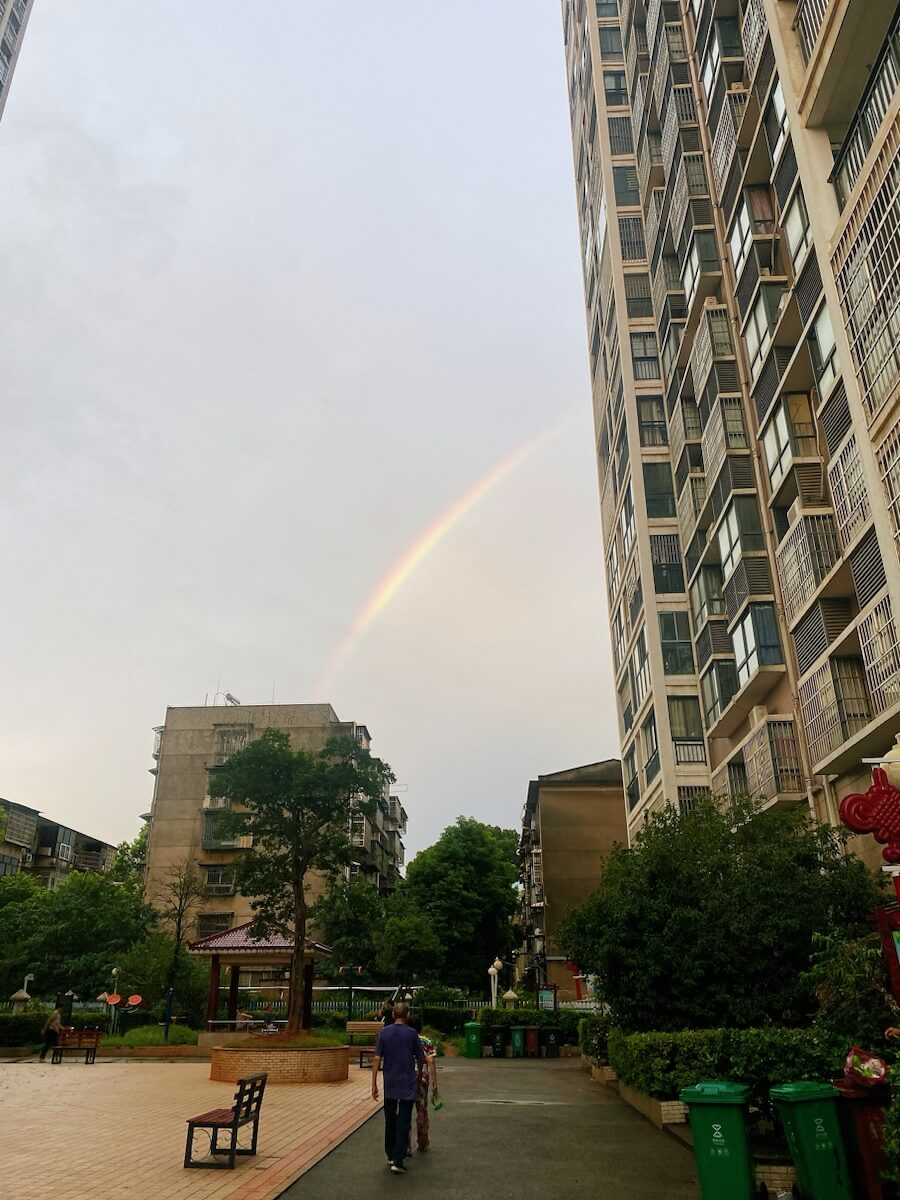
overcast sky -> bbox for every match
[0,1,617,858]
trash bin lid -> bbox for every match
[464,1021,481,1030]
[510,1025,525,1032]
[770,1081,839,1103]
[679,1080,751,1105]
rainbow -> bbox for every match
[315,410,582,695]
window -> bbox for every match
[619,215,645,261]
[204,866,235,895]
[764,79,788,162]
[203,810,236,851]
[682,232,718,307]
[700,661,739,726]
[599,27,623,59]
[596,0,619,14]
[196,912,234,940]
[761,394,815,489]
[660,612,694,674]
[604,70,628,106]
[643,711,660,782]
[717,496,764,581]
[213,725,249,765]
[730,190,775,277]
[638,395,667,446]
[744,287,784,377]
[661,324,682,382]
[729,200,752,276]
[607,536,620,599]
[630,629,650,706]
[643,461,675,517]
[652,533,684,593]
[0,854,19,877]
[732,604,782,686]
[612,606,626,670]
[626,273,653,318]
[631,331,660,379]
[624,746,639,810]
[608,115,633,155]
[702,37,721,102]
[620,481,636,556]
[691,565,726,623]
[668,696,706,762]
[809,304,839,398]
[783,189,811,272]
[614,165,640,206]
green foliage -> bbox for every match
[401,818,518,994]
[374,897,443,983]
[414,984,470,1005]
[558,796,884,1032]
[804,931,897,1050]
[415,1006,473,1036]
[116,931,209,1028]
[579,1014,612,1063]
[882,1091,900,1180]
[103,1024,199,1047]
[0,1011,50,1046]
[109,824,149,890]
[310,877,386,977]
[477,1007,581,1044]
[607,1026,847,1108]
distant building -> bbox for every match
[0,798,116,888]
[143,703,406,942]
[0,0,35,123]
[517,761,626,998]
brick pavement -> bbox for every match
[0,1058,377,1200]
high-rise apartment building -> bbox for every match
[562,0,900,847]
[0,0,34,121]
[144,703,406,940]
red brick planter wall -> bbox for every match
[210,1045,351,1084]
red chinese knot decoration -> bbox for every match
[839,768,900,863]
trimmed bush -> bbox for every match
[579,1014,611,1063]
[103,1025,199,1047]
[477,1008,581,1045]
[607,1026,847,1109]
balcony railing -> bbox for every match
[670,152,708,244]
[744,719,804,801]
[645,188,666,259]
[669,399,702,471]
[799,658,873,767]
[646,0,664,63]
[828,433,872,550]
[742,0,767,83]
[653,27,670,118]
[702,395,748,486]
[677,474,708,545]
[776,512,842,626]
[831,16,900,207]
[690,306,732,396]
[711,89,749,198]
[638,131,663,201]
[652,253,684,321]
[793,0,830,65]
[674,738,707,765]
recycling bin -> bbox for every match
[770,1081,852,1200]
[490,1026,507,1058]
[464,1021,483,1059]
[510,1025,526,1058]
[542,1026,560,1058]
[832,1079,891,1200]
[525,1025,540,1058]
[679,1081,756,1200]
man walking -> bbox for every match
[371,1001,424,1174]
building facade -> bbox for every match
[517,760,626,997]
[0,797,116,887]
[0,0,35,121]
[562,0,900,846]
[143,703,405,942]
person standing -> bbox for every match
[380,999,395,1026]
[371,1002,424,1174]
[408,1016,438,1153]
[39,1008,62,1062]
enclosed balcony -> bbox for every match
[742,0,767,85]
[799,656,873,770]
[677,473,708,547]
[743,718,804,809]
[702,395,748,485]
[638,128,664,200]
[827,432,872,551]
[775,511,842,627]
[690,305,733,397]
[670,152,708,245]
[711,88,749,198]
[668,396,702,475]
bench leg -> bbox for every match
[184,1124,196,1169]
[250,1114,260,1157]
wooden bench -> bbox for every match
[346,1020,383,1069]
[184,1073,268,1170]
[51,1028,101,1065]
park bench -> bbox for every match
[346,1020,383,1070]
[184,1072,268,1170]
[51,1028,101,1065]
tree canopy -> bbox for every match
[311,876,386,976]
[557,797,885,1032]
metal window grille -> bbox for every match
[859,595,900,713]
[828,434,871,549]
[619,215,646,262]
[877,421,900,544]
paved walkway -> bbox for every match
[0,1059,375,1200]
[285,1058,701,1200]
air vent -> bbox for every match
[820,380,851,454]
[795,462,826,504]
[795,255,823,325]
[850,527,887,608]
[793,599,852,675]
[754,352,782,422]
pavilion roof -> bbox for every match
[187,921,332,957]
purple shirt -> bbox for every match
[375,1022,425,1101]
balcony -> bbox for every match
[711,759,750,798]
[800,657,873,769]
[645,188,666,261]
[652,253,684,324]
[677,473,708,546]
[711,89,749,198]
[702,395,748,486]
[742,0,767,84]
[743,718,805,808]
[776,511,842,627]
[669,398,702,473]
[828,433,872,550]
[690,305,733,396]
[638,130,664,200]
[793,0,830,65]
[670,152,708,245]
[674,738,706,765]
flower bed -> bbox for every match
[210,1044,350,1084]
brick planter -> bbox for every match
[591,1064,618,1085]
[210,1045,350,1084]
[618,1082,688,1128]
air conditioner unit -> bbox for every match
[749,706,768,729]
[759,266,772,277]
[787,497,804,525]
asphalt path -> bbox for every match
[283,1057,701,1200]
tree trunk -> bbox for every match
[287,881,307,1036]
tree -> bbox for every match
[109,824,149,890]
[402,818,519,993]
[374,899,443,983]
[557,797,885,1032]
[310,876,386,976]
[146,857,206,996]
[0,873,49,997]
[117,931,209,1026]
[209,729,393,1034]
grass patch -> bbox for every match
[102,1025,199,1047]
[230,1031,347,1049]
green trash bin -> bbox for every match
[464,1021,483,1059]
[490,1026,507,1058]
[679,1081,755,1200]
[770,1081,852,1200]
[543,1027,560,1058]
[510,1025,525,1058]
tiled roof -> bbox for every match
[188,920,331,956]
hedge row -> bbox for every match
[477,1008,581,1045]
[607,1026,847,1108]
[0,1011,111,1046]
[578,1015,611,1063]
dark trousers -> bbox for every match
[383,1098,414,1165]
[39,1030,58,1062]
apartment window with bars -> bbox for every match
[668,696,706,762]
[614,165,640,207]
[619,216,646,262]
[678,786,708,815]
[638,395,667,446]
[732,604,782,686]
[604,70,628,106]
[196,912,234,940]
[643,710,660,782]
[643,461,676,518]
[878,424,900,544]
[626,273,653,319]
[608,116,633,155]
[652,533,685,593]
[701,660,739,727]
[660,611,694,674]
[0,854,18,878]
[630,331,660,379]
[213,725,249,764]
[203,866,235,896]
[202,810,236,850]
[599,26,623,59]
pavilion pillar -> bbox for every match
[206,955,221,1028]
[302,962,314,1030]
[227,964,240,1026]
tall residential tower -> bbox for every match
[0,0,34,121]
[563,0,900,845]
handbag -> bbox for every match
[430,1089,443,1111]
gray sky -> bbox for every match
[0,1,617,858]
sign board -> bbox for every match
[538,987,556,1011]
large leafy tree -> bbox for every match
[210,730,393,1034]
[109,823,149,891]
[117,931,210,1026]
[146,857,207,996]
[557,797,885,1032]
[0,873,49,996]
[374,898,443,984]
[310,875,386,977]
[402,817,518,993]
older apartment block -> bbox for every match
[0,797,116,887]
[144,703,405,941]
[563,0,900,843]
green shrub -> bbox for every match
[579,1014,612,1063]
[477,1008,581,1045]
[102,1025,199,1047]
[0,1012,46,1046]
[883,1091,900,1180]
[416,1005,473,1036]
[607,1026,847,1108]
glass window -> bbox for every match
[631,331,660,379]
[809,304,839,398]
[604,70,628,106]
[643,710,660,782]
[730,200,752,277]
[783,189,811,272]
[660,611,694,674]
[717,496,763,581]
[196,912,234,940]
[620,481,636,557]
[624,746,639,810]
[607,536,620,599]
[702,37,720,102]
[761,395,815,490]
[668,695,703,740]
[732,604,782,686]
[764,79,789,162]
[599,27,623,59]
[630,629,650,706]
[700,661,739,726]
[614,165,640,206]
[690,565,725,624]
[643,461,676,518]
[596,0,619,14]
[612,606,626,670]
[762,403,792,490]
[625,272,653,318]
[638,395,667,446]
[651,533,684,593]
[744,288,782,377]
